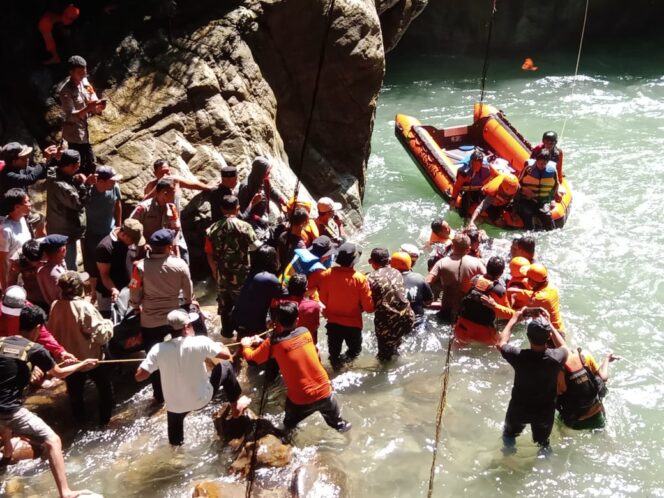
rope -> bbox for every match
[246,1,337,493]
[479,0,498,104]
[426,331,454,498]
[559,0,590,143]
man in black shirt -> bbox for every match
[0,306,98,497]
[497,309,567,456]
[209,166,238,223]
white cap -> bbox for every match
[400,243,421,257]
[317,197,342,214]
[1,286,27,316]
[167,309,199,330]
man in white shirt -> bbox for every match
[134,309,250,446]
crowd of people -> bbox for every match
[0,54,618,497]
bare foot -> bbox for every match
[62,489,97,498]
[230,395,251,418]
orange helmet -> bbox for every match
[509,256,530,276]
[500,174,519,195]
[390,251,412,271]
[521,263,548,283]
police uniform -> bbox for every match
[58,76,98,174]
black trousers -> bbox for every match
[64,364,114,425]
[283,394,344,431]
[517,198,555,230]
[502,400,555,447]
[326,323,362,369]
[68,142,96,175]
[141,325,171,403]
[166,362,242,445]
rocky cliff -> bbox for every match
[0,0,426,277]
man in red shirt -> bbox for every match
[286,274,321,344]
[241,301,351,432]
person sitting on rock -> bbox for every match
[1,305,99,498]
[38,4,80,65]
[241,301,351,433]
[135,309,250,446]
[450,149,497,217]
[315,197,345,244]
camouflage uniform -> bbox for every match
[368,266,415,361]
[207,215,261,336]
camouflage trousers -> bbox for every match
[374,309,415,362]
[216,284,242,338]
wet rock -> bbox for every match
[0,437,41,465]
[290,455,348,498]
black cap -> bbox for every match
[527,318,553,345]
[40,234,69,249]
[95,166,122,181]
[336,242,361,267]
[310,236,336,259]
[149,228,176,246]
[221,166,237,178]
[59,149,80,167]
[67,55,87,69]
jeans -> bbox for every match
[166,362,242,445]
[65,240,78,271]
[326,323,362,369]
[64,364,114,425]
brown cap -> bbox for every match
[121,219,145,245]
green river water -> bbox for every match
[4,44,664,497]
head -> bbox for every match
[509,257,530,280]
[58,271,85,300]
[40,235,68,262]
[95,166,122,192]
[451,233,471,257]
[148,228,176,255]
[511,235,535,262]
[251,245,279,274]
[167,309,198,337]
[335,242,361,268]
[390,251,412,272]
[58,149,81,176]
[500,175,519,197]
[368,247,390,270]
[317,197,342,222]
[534,149,551,170]
[154,178,176,205]
[542,131,558,149]
[470,149,484,171]
[290,207,309,232]
[152,159,171,178]
[61,4,80,24]
[464,228,481,251]
[221,194,240,215]
[527,317,553,350]
[274,300,299,333]
[287,273,308,298]
[220,166,238,188]
[486,256,505,280]
[310,235,336,263]
[251,156,272,180]
[19,306,47,342]
[67,55,87,83]
[521,263,548,290]
[1,142,32,169]
[118,219,145,246]
[431,218,451,238]
[1,286,27,318]
[21,239,43,264]
[3,189,31,219]
[400,243,421,266]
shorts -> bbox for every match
[0,408,56,444]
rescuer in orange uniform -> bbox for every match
[241,301,351,432]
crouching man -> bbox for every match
[241,301,351,433]
[135,309,250,446]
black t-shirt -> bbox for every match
[276,231,305,270]
[499,344,567,410]
[232,271,287,332]
[403,271,434,315]
[0,336,55,413]
[95,232,135,296]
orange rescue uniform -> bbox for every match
[317,267,374,328]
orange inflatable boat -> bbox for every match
[395,103,572,229]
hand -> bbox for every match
[250,192,263,208]
[59,352,78,366]
[240,337,252,348]
[80,358,99,371]
[44,145,58,160]
[606,352,621,362]
[250,335,263,347]
[30,366,45,385]
[111,288,120,302]
[480,295,497,309]
[333,213,344,226]
[85,174,98,186]
[231,395,251,418]
[512,308,525,322]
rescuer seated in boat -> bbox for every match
[467,174,520,228]
[550,330,619,430]
[450,149,497,218]
[454,256,512,346]
[515,149,560,230]
[531,131,564,179]
[497,308,568,456]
